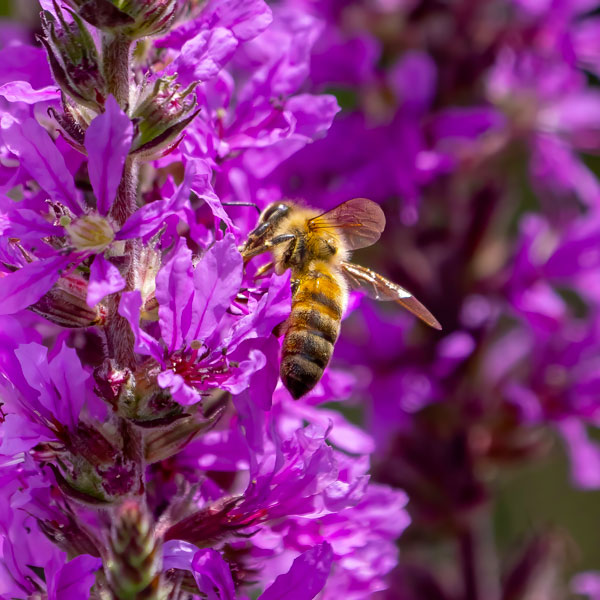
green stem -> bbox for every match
[106,158,139,370]
[102,32,137,369]
[102,32,132,109]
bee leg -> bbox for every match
[253,261,275,280]
[242,234,296,261]
[272,319,288,338]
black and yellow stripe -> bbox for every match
[280,267,343,399]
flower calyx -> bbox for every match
[30,270,106,328]
[130,75,200,160]
[39,2,106,111]
[64,0,178,40]
[107,501,164,599]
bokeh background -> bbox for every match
[3,0,600,598]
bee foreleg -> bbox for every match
[241,234,296,261]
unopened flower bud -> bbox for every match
[108,501,164,600]
[37,504,103,558]
[39,2,106,111]
[94,359,132,407]
[130,75,200,160]
[29,270,106,328]
[65,0,178,39]
[115,362,183,425]
[144,407,225,463]
[44,420,142,505]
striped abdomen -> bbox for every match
[280,267,344,399]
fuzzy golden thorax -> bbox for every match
[269,204,351,275]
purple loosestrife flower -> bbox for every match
[163,539,333,600]
[0,96,137,312]
[485,37,600,207]
[0,0,461,598]
[119,234,290,405]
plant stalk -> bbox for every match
[102,35,138,369]
[102,32,132,109]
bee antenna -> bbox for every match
[221,201,261,215]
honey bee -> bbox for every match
[240,198,441,399]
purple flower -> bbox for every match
[119,234,290,404]
[486,46,600,206]
[0,462,101,599]
[0,97,137,312]
[164,540,333,600]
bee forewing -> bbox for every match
[341,262,442,330]
[308,198,386,250]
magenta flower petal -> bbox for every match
[388,50,437,113]
[0,44,53,88]
[47,343,90,429]
[572,572,600,600]
[227,270,291,347]
[162,540,198,571]
[47,554,102,600]
[156,369,203,406]
[559,419,600,489]
[0,413,52,454]
[168,28,238,85]
[259,543,333,600]
[0,254,75,316]
[156,239,194,352]
[242,95,340,178]
[191,548,236,600]
[203,0,273,42]
[13,341,87,431]
[189,234,243,341]
[87,253,126,307]
[159,0,271,49]
[0,81,59,104]
[118,291,164,362]
[85,96,133,216]
[2,118,81,214]
[117,199,172,240]
[0,198,64,239]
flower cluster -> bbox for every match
[3,0,600,598]
[0,1,404,598]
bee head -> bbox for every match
[240,202,292,260]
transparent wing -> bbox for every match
[308,198,386,251]
[341,261,442,330]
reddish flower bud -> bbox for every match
[39,2,106,110]
[65,0,178,39]
[130,75,199,160]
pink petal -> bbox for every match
[87,253,126,307]
[0,81,60,104]
[47,555,102,600]
[168,27,238,85]
[189,233,243,341]
[0,254,76,315]
[85,96,133,216]
[192,549,236,600]
[2,118,80,214]
[48,343,89,428]
[118,291,164,362]
[259,543,333,600]
[156,239,195,352]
